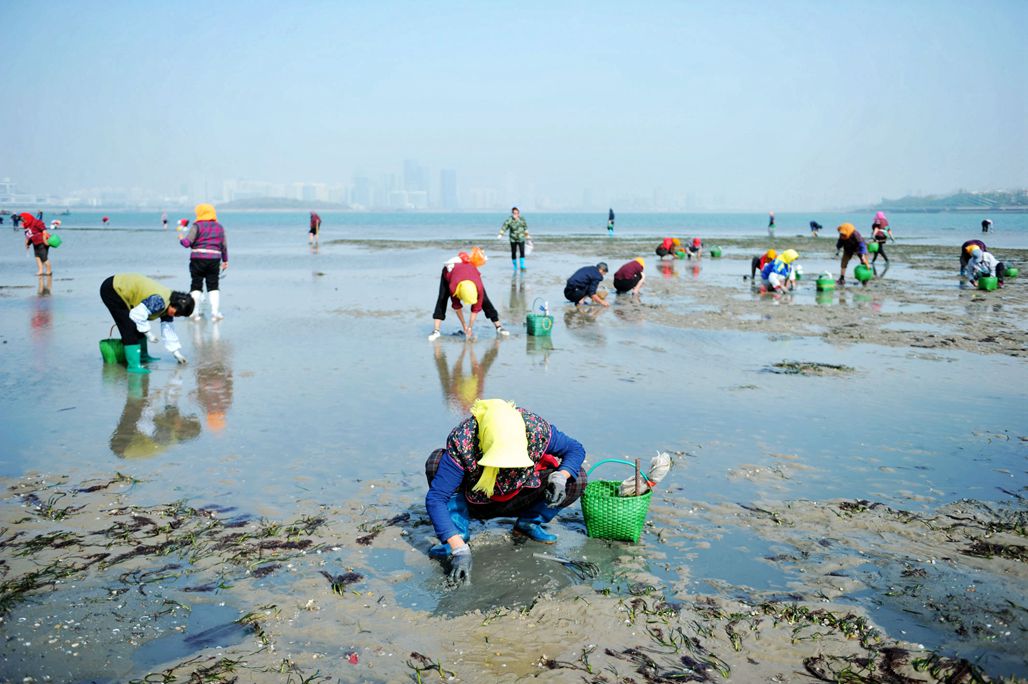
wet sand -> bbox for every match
[1,229,1025,682]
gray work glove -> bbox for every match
[448,545,471,586]
[545,471,570,507]
[172,350,188,364]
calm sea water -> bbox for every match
[25,209,1028,248]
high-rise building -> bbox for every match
[440,169,458,210]
[403,159,427,193]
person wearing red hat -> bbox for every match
[687,237,703,259]
[22,213,52,276]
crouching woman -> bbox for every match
[100,273,195,374]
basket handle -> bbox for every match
[587,458,650,481]
[109,324,118,337]
[531,297,546,310]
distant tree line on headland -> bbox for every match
[873,189,1028,212]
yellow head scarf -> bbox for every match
[454,280,478,306]
[779,249,799,264]
[634,257,645,268]
[766,249,777,260]
[837,223,855,238]
[470,399,530,498]
[195,203,217,221]
[965,244,981,255]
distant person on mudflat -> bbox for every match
[870,211,894,270]
[964,244,1007,288]
[959,240,987,277]
[22,213,52,276]
[162,211,168,230]
[179,203,228,321]
[613,258,646,294]
[607,208,615,236]
[498,207,529,271]
[749,248,777,280]
[768,211,776,238]
[564,262,610,307]
[835,223,869,285]
[655,237,680,259]
[687,237,703,259]
[309,211,321,245]
[809,221,822,237]
[428,255,510,341]
[981,219,992,233]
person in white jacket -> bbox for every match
[965,245,1007,287]
[100,273,194,374]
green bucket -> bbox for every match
[526,299,553,336]
[868,242,879,253]
[816,277,835,292]
[581,459,652,543]
[99,338,125,364]
[1003,267,1018,278]
[47,234,62,248]
[978,276,998,291]
[710,246,722,258]
[854,264,874,283]
[675,249,686,259]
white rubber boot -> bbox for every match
[209,290,223,320]
[190,290,203,320]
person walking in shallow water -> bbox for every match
[768,211,776,238]
[498,207,529,271]
[870,211,893,271]
[424,399,587,585]
[607,208,615,236]
[179,204,228,321]
[22,213,52,276]
[309,211,321,245]
[981,218,992,233]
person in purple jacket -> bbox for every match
[179,203,228,320]
[424,399,588,585]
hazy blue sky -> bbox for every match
[1,0,1025,209]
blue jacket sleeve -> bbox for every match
[546,425,585,478]
[425,454,465,542]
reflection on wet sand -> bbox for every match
[658,261,676,279]
[107,368,202,459]
[433,339,499,413]
[507,275,527,318]
[190,323,234,434]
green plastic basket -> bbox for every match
[977,276,998,291]
[99,325,126,364]
[868,242,879,253]
[854,264,874,282]
[525,297,553,336]
[710,246,722,258]
[816,277,835,292]
[47,234,62,248]
[581,459,652,543]
[1003,267,1018,278]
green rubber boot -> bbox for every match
[124,344,151,375]
[139,337,160,362]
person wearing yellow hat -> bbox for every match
[760,249,799,293]
[179,203,228,320]
[835,223,869,285]
[749,248,777,281]
[959,240,988,277]
[963,243,1007,287]
[429,254,510,340]
[424,399,588,585]
[613,258,647,294]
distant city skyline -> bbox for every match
[2,2,1025,211]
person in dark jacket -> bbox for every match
[424,399,588,585]
[179,203,228,321]
[564,262,609,306]
[835,223,869,285]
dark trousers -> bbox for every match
[101,276,141,345]
[189,259,221,292]
[33,243,50,263]
[872,241,888,263]
[613,274,641,293]
[564,286,587,303]
[750,256,761,279]
[425,449,586,520]
[509,241,526,260]
[431,268,499,322]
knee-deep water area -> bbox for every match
[1,211,1025,682]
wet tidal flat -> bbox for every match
[0,230,1025,682]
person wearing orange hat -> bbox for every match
[835,223,870,285]
[749,248,777,280]
[963,244,1007,287]
[613,257,646,294]
[179,204,228,321]
[959,240,987,277]
[429,253,509,340]
[424,399,588,584]
[655,237,681,259]
[22,213,52,276]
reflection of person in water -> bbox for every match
[433,339,500,413]
[109,373,202,458]
[190,326,234,434]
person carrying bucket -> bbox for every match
[429,249,510,340]
[21,213,52,276]
[870,211,894,270]
[100,273,194,374]
[835,223,870,285]
[424,398,588,585]
[760,249,799,293]
[498,207,529,271]
[179,203,228,321]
